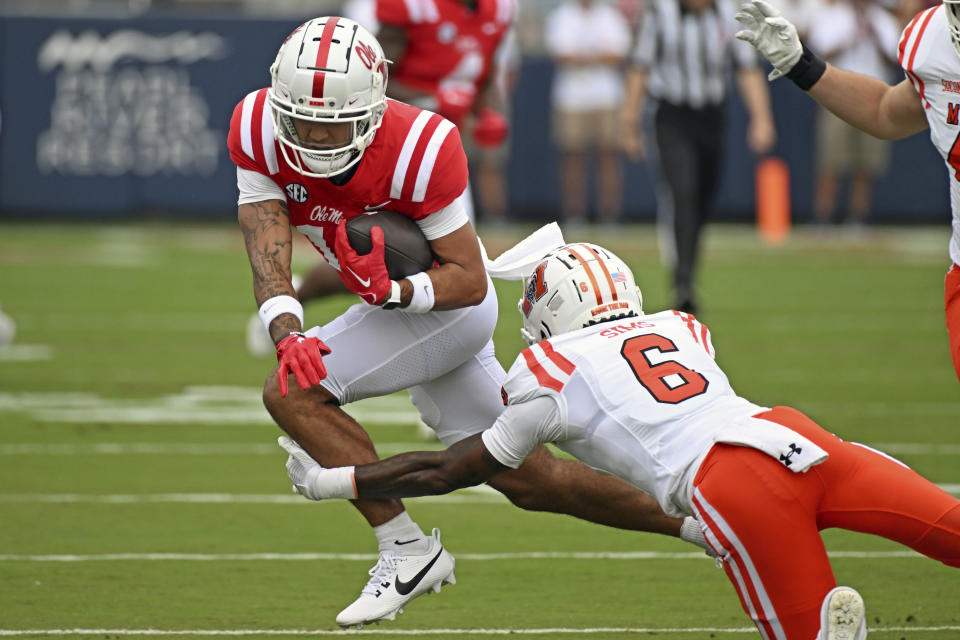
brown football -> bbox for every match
[345,211,435,280]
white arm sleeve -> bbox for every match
[237,167,286,205]
[415,194,469,240]
[481,396,564,469]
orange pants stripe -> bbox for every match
[946,263,960,381]
[691,406,960,640]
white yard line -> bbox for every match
[0,442,956,456]
[0,550,929,562]
[0,626,958,636]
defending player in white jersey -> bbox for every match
[735,0,960,382]
[229,16,704,629]
[280,240,960,639]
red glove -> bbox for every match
[276,332,331,398]
[334,222,392,305]
[436,86,475,126]
[472,108,509,148]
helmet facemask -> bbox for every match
[946,1,960,58]
[518,243,644,345]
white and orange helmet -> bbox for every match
[519,243,644,345]
[268,16,388,178]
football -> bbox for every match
[345,211,435,280]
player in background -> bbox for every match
[735,0,960,381]
[280,240,960,639]
[229,17,707,629]
[246,0,516,356]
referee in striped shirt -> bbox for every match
[622,0,775,314]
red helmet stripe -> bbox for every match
[312,17,341,102]
[565,245,603,305]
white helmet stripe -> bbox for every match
[413,119,455,202]
[392,110,433,199]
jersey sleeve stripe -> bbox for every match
[391,110,433,199]
[672,310,700,342]
[423,0,440,22]
[897,11,924,66]
[413,118,455,203]
[250,91,269,171]
[521,347,567,392]
[260,98,279,175]
[539,340,576,375]
[905,8,936,108]
[403,0,423,22]
[240,92,257,161]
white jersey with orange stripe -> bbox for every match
[482,311,768,518]
[899,5,960,266]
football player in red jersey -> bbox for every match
[228,17,708,628]
[246,0,516,354]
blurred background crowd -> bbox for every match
[0,0,948,232]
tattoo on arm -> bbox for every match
[238,200,300,342]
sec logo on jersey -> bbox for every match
[285,183,308,203]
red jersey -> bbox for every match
[377,0,515,102]
[227,89,468,268]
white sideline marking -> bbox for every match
[0,490,508,505]
[0,482,957,505]
[0,550,932,562]
[0,388,421,425]
[1,626,958,636]
[0,344,53,361]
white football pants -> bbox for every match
[305,275,506,444]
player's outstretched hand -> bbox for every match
[278,436,324,500]
[334,222,392,305]
[472,108,509,148]
[735,0,803,81]
[276,332,331,397]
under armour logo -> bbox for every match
[779,443,802,467]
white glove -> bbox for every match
[278,436,324,500]
[735,0,803,81]
[680,516,717,558]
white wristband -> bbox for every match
[306,465,357,500]
[404,271,435,313]
[258,295,304,332]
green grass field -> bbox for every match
[0,221,958,639]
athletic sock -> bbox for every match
[373,511,430,554]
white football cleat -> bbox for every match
[819,586,867,640]
[336,528,456,628]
